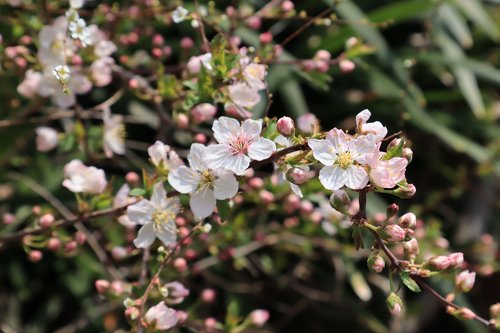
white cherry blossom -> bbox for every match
[127,182,179,248]
[205,117,276,175]
[36,126,58,152]
[168,143,239,219]
[172,6,189,23]
[147,141,183,172]
[355,109,387,142]
[308,129,376,190]
[103,108,125,158]
[62,159,107,194]
[145,301,179,330]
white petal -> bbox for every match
[345,166,369,190]
[290,183,303,198]
[168,166,200,194]
[151,182,167,207]
[213,171,239,199]
[148,141,167,166]
[355,109,371,129]
[133,223,156,248]
[326,128,349,152]
[190,186,216,218]
[155,220,177,246]
[212,117,241,144]
[248,138,275,161]
[187,143,207,171]
[308,139,336,166]
[319,165,347,190]
[163,196,181,215]
[241,119,263,139]
[205,144,250,175]
[127,199,153,225]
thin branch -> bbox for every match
[249,142,309,169]
[279,8,333,48]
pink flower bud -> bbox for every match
[38,213,55,228]
[452,307,476,320]
[95,279,110,293]
[128,32,139,44]
[248,177,264,189]
[74,231,87,245]
[36,127,58,152]
[153,34,164,46]
[174,258,187,272]
[387,138,403,151]
[455,270,475,293]
[194,133,207,144]
[449,252,464,269]
[191,103,217,123]
[314,50,331,62]
[286,167,308,185]
[284,194,301,213]
[394,183,416,198]
[398,212,416,229]
[315,60,329,73]
[205,317,217,330]
[386,292,402,317]
[302,59,315,72]
[3,213,15,225]
[32,205,42,215]
[249,309,270,327]
[329,190,351,216]
[300,201,314,214]
[110,280,125,295]
[310,211,322,224]
[386,203,399,218]
[125,307,139,320]
[152,48,163,58]
[346,37,359,49]
[281,1,294,12]
[175,114,189,129]
[284,217,299,228]
[402,147,413,163]
[427,255,451,271]
[180,37,194,49]
[246,16,261,30]
[64,240,78,252]
[276,116,295,135]
[367,255,385,273]
[29,250,43,262]
[201,288,216,303]
[259,190,274,204]
[339,59,356,73]
[259,32,273,44]
[111,246,127,260]
[176,310,188,324]
[125,171,140,185]
[297,113,318,134]
[381,224,405,242]
[47,237,61,251]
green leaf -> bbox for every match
[399,271,421,293]
[216,200,231,222]
[262,118,279,140]
[438,4,473,48]
[129,188,146,197]
[455,0,500,41]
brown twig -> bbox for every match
[249,142,309,169]
[279,8,333,48]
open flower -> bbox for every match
[127,182,179,248]
[113,184,135,228]
[308,128,376,190]
[205,117,276,175]
[169,143,239,218]
[145,301,179,330]
[162,281,190,304]
[366,149,408,189]
[172,6,189,23]
[355,109,387,142]
[36,126,58,152]
[103,108,125,158]
[147,141,183,173]
[62,159,107,194]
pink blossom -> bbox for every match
[36,126,58,152]
[277,116,295,135]
[62,160,107,194]
[145,301,179,330]
[18,70,43,98]
[186,53,212,74]
[191,103,217,123]
[249,309,270,327]
[355,109,387,141]
[455,270,475,292]
[91,57,114,87]
[163,281,190,304]
[147,141,183,172]
[297,113,318,134]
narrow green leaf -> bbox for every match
[438,4,473,48]
[129,188,146,197]
[455,0,500,41]
[399,271,421,293]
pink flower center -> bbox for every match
[229,135,251,155]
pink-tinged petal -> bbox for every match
[355,109,371,129]
[145,302,179,330]
[190,186,216,219]
[148,141,167,166]
[362,122,387,141]
[387,157,407,183]
[212,117,241,144]
[64,159,85,177]
[168,166,201,194]
[319,165,347,190]
[155,220,177,246]
[127,199,153,225]
[206,144,250,175]
[213,171,239,199]
[345,166,369,190]
[187,143,207,172]
[248,138,275,161]
[370,166,392,188]
[133,223,156,248]
[228,82,261,108]
[308,139,336,166]
[326,128,349,152]
[150,182,167,207]
[242,119,263,139]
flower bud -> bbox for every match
[490,303,500,318]
[329,190,351,216]
[110,280,125,295]
[367,255,385,273]
[174,258,187,272]
[125,171,140,185]
[259,190,274,204]
[175,114,189,129]
[111,246,127,260]
[386,292,402,316]
[47,237,61,251]
[297,113,318,134]
[403,238,419,259]
[36,127,58,152]
[259,32,273,44]
[386,203,399,218]
[191,103,217,123]
[249,309,270,327]
[3,213,15,225]
[29,250,43,262]
[387,138,403,151]
[95,279,110,293]
[339,59,356,73]
[448,252,464,269]
[380,224,405,242]
[75,231,87,244]
[205,317,217,330]
[314,50,331,62]
[64,240,78,253]
[427,255,451,271]
[246,16,261,30]
[393,183,416,198]
[201,288,216,303]
[451,307,476,320]
[455,270,475,293]
[276,116,295,136]
[398,212,416,229]
[345,37,359,49]
[125,307,139,320]
[402,148,413,163]
[286,168,308,185]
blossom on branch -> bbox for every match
[144,301,179,330]
[62,159,107,194]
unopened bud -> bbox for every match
[386,203,399,218]
[29,250,43,262]
[191,103,217,123]
[329,190,351,216]
[286,168,308,185]
[490,303,500,318]
[387,138,403,151]
[39,213,55,228]
[276,116,295,136]
[380,224,405,242]
[402,148,413,163]
[403,238,419,259]
[448,252,464,269]
[125,307,139,320]
[345,37,359,49]
[386,292,402,316]
[174,258,187,272]
[64,240,78,253]
[339,59,355,73]
[249,309,270,327]
[427,255,451,271]
[3,213,15,225]
[125,172,140,185]
[201,288,216,303]
[451,307,476,320]
[259,32,273,44]
[398,212,416,229]
[95,279,110,293]
[201,223,212,233]
[393,184,416,198]
[367,255,385,273]
[455,270,475,293]
[47,237,61,251]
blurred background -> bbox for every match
[0,0,499,332]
